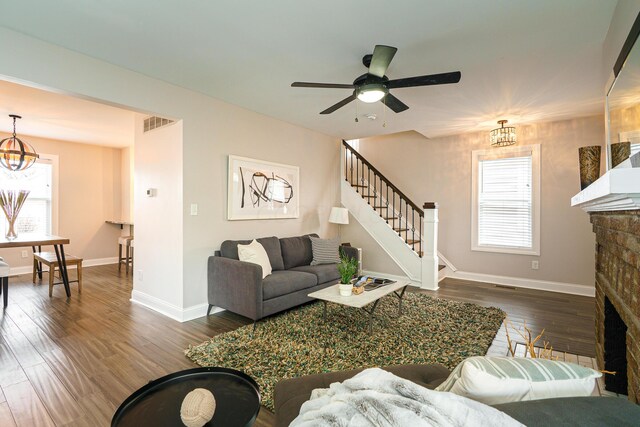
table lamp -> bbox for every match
[329,207,349,240]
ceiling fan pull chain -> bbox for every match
[382,97,387,128]
[355,99,359,123]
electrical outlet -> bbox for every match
[190,203,198,216]
[21,250,28,258]
[531,260,539,270]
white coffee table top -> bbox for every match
[308,281,409,308]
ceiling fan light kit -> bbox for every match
[0,114,39,171]
[490,119,517,147]
[291,44,461,116]
[356,83,387,103]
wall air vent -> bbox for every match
[143,116,174,132]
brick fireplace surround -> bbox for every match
[591,210,640,402]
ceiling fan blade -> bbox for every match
[320,94,357,114]
[368,45,398,78]
[387,71,461,89]
[292,82,355,89]
[384,93,409,113]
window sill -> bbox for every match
[471,245,540,256]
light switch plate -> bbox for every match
[190,203,198,215]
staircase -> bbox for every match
[341,140,443,289]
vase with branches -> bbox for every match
[0,189,30,240]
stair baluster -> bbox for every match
[342,140,424,257]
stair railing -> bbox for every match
[343,140,424,256]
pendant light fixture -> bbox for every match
[490,119,517,147]
[0,115,39,171]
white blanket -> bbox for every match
[290,368,525,427]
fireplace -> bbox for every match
[592,210,640,402]
[604,297,628,394]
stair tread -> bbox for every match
[382,217,397,220]
[361,195,376,198]
[393,228,409,232]
[373,205,388,209]
[439,264,446,271]
[406,239,420,244]
[351,184,367,188]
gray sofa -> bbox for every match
[207,234,358,321]
[274,364,640,427]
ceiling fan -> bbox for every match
[291,45,461,115]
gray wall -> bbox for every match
[346,116,604,288]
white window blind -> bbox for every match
[478,154,532,249]
[0,161,53,236]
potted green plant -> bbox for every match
[337,250,358,296]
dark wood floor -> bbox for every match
[0,265,595,426]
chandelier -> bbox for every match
[0,115,39,171]
[490,119,517,147]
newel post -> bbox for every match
[422,202,439,290]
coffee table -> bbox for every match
[308,281,409,333]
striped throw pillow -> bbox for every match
[309,237,340,265]
[436,356,601,405]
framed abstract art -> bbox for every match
[227,155,299,220]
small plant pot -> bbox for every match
[338,283,353,297]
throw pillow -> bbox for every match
[309,237,340,265]
[435,356,601,405]
[237,240,272,279]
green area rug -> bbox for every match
[185,293,505,411]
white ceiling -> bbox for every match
[0,80,135,147]
[0,0,618,140]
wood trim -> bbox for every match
[614,10,640,77]
[0,235,69,248]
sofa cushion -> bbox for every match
[494,396,640,427]
[309,236,340,265]
[436,356,601,405]
[262,270,318,300]
[220,236,285,271]
[280,234,318,270]
[237,240,272,279]
[290,264,340,284]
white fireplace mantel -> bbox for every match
[571,168,640,212]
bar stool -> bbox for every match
[0,257,9,308]
[129,239,134,271]
[118,236,133,274]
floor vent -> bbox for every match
[495,284,517,290]
[143,116,174,132]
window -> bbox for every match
[471,145,540,255]
[0,155,57,236]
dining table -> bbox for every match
[0,234,73,297]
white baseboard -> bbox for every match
[131,290,184,322]
[84,257,118,267]
[9,256,118,276]
[446,270,595,297]
[130,290,223,322]
[183,303,223,322]
[437,251,457,272]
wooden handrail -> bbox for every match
[343,140,424,216]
